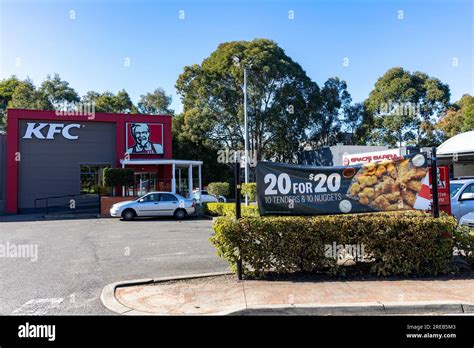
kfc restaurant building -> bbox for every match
[4,109,202,214]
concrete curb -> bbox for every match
[45,214,101,220]
[100,272,233,315]
[100,278,154,314]
[101,273,474,316]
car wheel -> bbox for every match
[218,198,225,203]
[174,209,186,220]
[122,209,135,221]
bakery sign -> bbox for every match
[256,153,430,216]
[342,148,402,166]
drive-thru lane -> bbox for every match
[0,217,228,314]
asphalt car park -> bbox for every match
[0,216,229,315]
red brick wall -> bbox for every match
[101,196,137,217]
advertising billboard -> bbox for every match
[256,153,430,216]
[342,148,402,166]
[125,123,164,155]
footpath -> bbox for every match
[101,272,474,315]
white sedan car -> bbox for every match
[110,192,195,221]
[193,189,226,203]
[460,211,474,231]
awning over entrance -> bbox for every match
[120,159,203,199]
[438,131,474,156]
[437,131,474,165]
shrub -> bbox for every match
[241,183,257,202]
[103,168,135,196]
[454,225,474,265]
[205,202,259,217]
[207,182,230,197]
[210,211,458,277]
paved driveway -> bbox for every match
[0,216,229,314]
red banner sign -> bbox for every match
[429,166,451,215]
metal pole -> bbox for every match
[235,157,242,280]
[244,67,249,206]
[198,164,202,206]
[188,165,193,199]
[235,159,241,219]
[431,147,440,218]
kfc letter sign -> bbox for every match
[23,123,81,140]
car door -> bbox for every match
[136,193,161,216]
[200,191,217,203]
[157,193,179,216]
[458,183,474,218]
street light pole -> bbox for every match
[233,56,250,206]
[243,67,249,206]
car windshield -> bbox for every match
[450,184,464,198]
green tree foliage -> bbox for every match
[8,78,52,111]
[342,102,373,145]
[138,88,174,115]
[0,74,172,129]
[175,39,321,162]
[82,89,137,114]
[365,67,450,147]
[0,76,23,127]
[436,94,474,139]
[0,74,80,127]
[436,107,465,138]
[172,113,233,185]
[309,77,351,146]
[460,94,474,132]
[0,76,22,109]
[39,73,80,108]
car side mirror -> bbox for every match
[139,199,144,203]
[460,192,474,201]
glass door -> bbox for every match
[134,173,157,196]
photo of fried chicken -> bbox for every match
[346,155,428,211]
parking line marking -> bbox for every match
[12,298,64,315]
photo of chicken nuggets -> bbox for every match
[346,154,428,211]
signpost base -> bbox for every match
[235,159,242,280]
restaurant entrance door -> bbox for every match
[134,172,156,196]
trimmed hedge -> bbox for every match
[454,225,474,265]
[241,183,257,202]
[210,211,459,277]
[207,182,230,197]
[103,168,134,187]
[205,202,259,217]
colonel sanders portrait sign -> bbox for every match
[126,123,164,155]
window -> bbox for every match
[460,184,474,200]
[80,164,110,194]
[160,194,177,202]
[450,183,464,198]
[463,184,474,194]
[133,173,157,196]
[142,193,160,202]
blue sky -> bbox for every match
[1,0,472,113]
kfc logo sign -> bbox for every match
[126,123,164,155]
[23,123,81,140]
